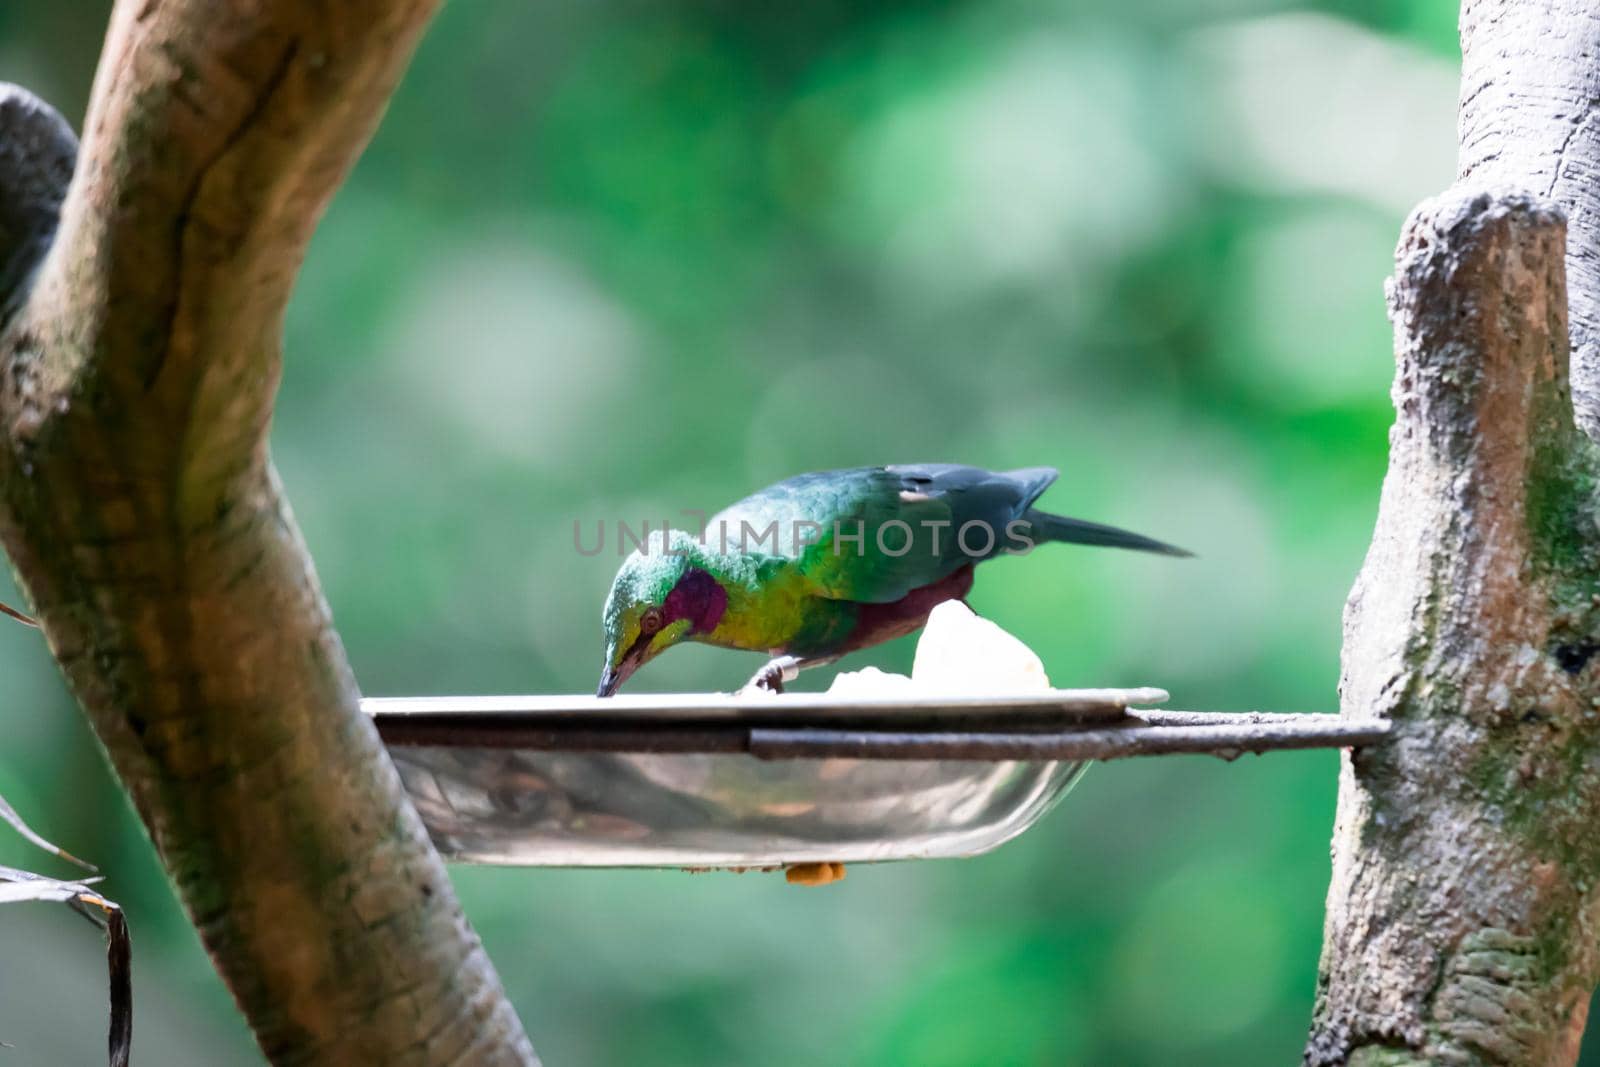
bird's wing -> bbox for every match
[710,465,1058,604]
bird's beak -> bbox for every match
[596,644,644,697]
[598,621,680,697]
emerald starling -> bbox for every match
[597,464,1188,696]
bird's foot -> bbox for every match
[740,655,804,696]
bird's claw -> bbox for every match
[740,656,802,696]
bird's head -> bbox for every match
[597,529,729,697]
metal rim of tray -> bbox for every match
[364,688,1171,724]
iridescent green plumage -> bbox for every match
[597,464,1188,695]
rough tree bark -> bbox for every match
[0,2,538,1064]
[1458,0,1600,443]
[1307,3,1600,1065]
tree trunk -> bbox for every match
[0,2,538,1064]
[1458,0,1600,444]
[1307,3,1600,1064]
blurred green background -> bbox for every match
[0,1,1504,1064]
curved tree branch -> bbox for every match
[0,1,538,1063]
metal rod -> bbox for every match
[1132,709,1339,727]
[746,717,1390,763]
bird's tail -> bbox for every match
[1022,509,1192,557]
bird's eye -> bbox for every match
[640,608,664,636]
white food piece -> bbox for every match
[824,665,919,697]
[913,601,1051,693]
[825,601,1051,695]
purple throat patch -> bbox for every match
[665,567,727,633]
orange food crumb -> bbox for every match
[785,861,847,886]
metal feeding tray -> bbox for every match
[367,690,1387,869]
